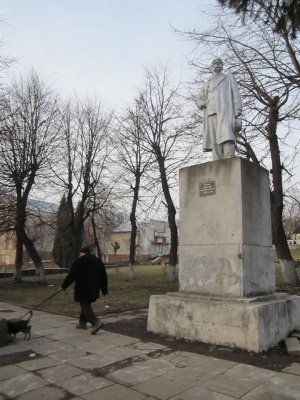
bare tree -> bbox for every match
[137,64,197,282]
[0,70,60,283]
[91,204,125,262]
[52,195,74,268]
[179,7,300,284]
[114,100,154,280]
[88,183,116,260]
[52,97,114,265]
[283,189,300,241]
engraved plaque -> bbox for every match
[199,181,216,197]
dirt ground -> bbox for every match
[103,309,300,373]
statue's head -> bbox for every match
[210,58,223,74]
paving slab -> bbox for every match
[16,355,62,371]
[200,374,260,398]
[163,365,222,384]
[170,386,235,400]
[33,342,74,356]
[170,352,237,375]
[81,383,146,400]
[68,353,118,369]
[119,314,141,320]
[87,329,119,340]
[18,337,57,351]
[33,327,60,336]
[104,345,147,361]
[100,316,121,323]
[132,373,196,400]
[1,302,300,400]
[282,362,300,376]
[16,385,70,400]
[240,384,300,399]
[223,363,276,382]
[55,372,113,396]
[74,339,118,353]
[47,330,87,341]
[49,347,88,362]
[0,343,28,356]
[0,364,27,381]
[132,341,169,352]
[33,318,66,328]
[107,357,177,385]
[0,303,20,311]
[164,351,209,368]
[57,335,93,347]
[0,372,48,398]
[37,363,84,383]
[265,371,300,393]
[104,333,141,346]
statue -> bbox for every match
[196,58,242,161]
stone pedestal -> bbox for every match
[147,157,300,352]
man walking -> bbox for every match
[59,247,108,334]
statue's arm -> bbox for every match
[229,74,242,116]
[196,86,207,110]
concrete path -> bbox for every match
[0,302,300,400]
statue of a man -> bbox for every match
[196,58,242,160]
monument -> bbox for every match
[147,60,300,352]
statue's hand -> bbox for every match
[234,116,242,132]
[196,99,208,110]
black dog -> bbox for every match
[6,311,33,340]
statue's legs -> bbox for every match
[208,115,235,160]
[223,141,235,158]
[212,140,235,160]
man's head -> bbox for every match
[210,58,223,75]
[79,246,91,256]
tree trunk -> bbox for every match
[21,228,47,284]
[91,214,102,260]
[267,97,299,285]
[155,148,178,282]
[168,264,177,282]
[128,263,135,280]
[14,232,23,283]
[128,173,140,280]
[73,230,83,261]
[15,199,47,284]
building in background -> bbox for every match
[104,219,171,262]
[0,197,57,266]
[0,196,172,266]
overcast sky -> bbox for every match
[0,0,214,107]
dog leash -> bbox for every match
[19,290,62,320]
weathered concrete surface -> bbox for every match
[284,337,300,355]
[148,157,300,352]
[147,292,300,352]
[179,157,275,297]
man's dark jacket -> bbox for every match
[61,254,108,302]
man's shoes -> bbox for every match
[76,323,88,330]
[91,319,103,335]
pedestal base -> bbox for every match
[147,292,300,352]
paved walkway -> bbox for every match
[0,302,300,400]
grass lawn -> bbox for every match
[0,264,179,317]
[0,258,299,318]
